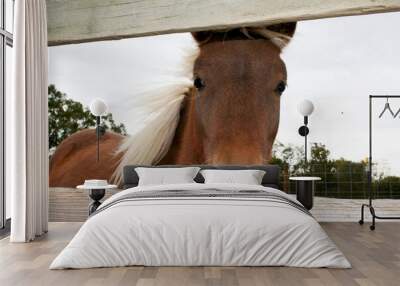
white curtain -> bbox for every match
[10,0,49,242]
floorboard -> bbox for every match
[0,222,399,286]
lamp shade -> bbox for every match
[90,99,108,116]
[298,99,315,116]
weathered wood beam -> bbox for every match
[47,0,400,46]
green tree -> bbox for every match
[48,84,127,152]
[373,176,400,199]
[270,142,305,192]
[310,143,330,164]
[271,141,304,173]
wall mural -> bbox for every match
[48,13,400,206]
[49,23,296,188]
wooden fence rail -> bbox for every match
[47,0,400,46]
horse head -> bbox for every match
[188,23,296,164]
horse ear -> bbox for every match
[267,22,297,38]
[191,31,213,44]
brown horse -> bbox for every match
[49,23,296,187]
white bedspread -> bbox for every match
[50,183,350,269]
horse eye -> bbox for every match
[194,77,205,90]
[275,81,286,95]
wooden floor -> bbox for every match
[0,222,399,286]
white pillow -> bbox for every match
[200,169,266,185]
[135,167,200,186]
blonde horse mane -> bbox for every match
[112,27,293,184]
[112,47,199,184]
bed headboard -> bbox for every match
[122,165,281,189]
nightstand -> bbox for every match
[77,184,117,215]
[289,177,321,210]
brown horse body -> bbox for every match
[50,24,296,187]
[49,129,124,187]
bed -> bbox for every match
[50,165,350,269]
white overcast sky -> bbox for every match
[49,12,400,175]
